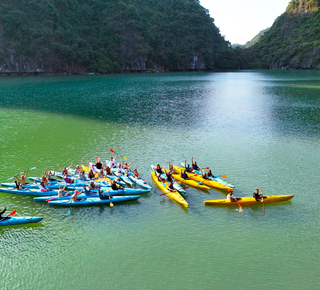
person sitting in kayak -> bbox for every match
[88,170,96,179]
[253,189,262,201]
[191,157,200,171]
[71,189,85,202]
[108,154,118,168]
[105,166,111,175]
[133,169,140,179]
[82,185,96,196]
[201,172,208,179]
[116,164,124,176]
[111,180,123,190]
[45,169,56,182]
[206,170,215,178]
[153,164,165,182]
[58,163,73,175]
[79,170,87,181]
[14,170,29,187]
[0,206,10,221]
[123,160,134,171]
[227,191,236,202]
[167,181,176,192]
[57,185,70,198]
[184,160,193,173]
[181,170,189,180]
[95,157,103,170]
[89,181,99,190]
[165,170,173,182]
[36,181,49,192]
[168,160,178,174]
[97,169,105,178]
[73,162,82,175]
[63,173,75,184]
[99,189,112,200]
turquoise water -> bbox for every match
[0,71,319,289]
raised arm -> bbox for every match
[128,160,134,168]
[114,153,118,161]
[66,163,73,170]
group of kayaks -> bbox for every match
[0,159,152,226]
[0,156,295,226]
[150,162,294,209]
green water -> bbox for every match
[0,71,319,289]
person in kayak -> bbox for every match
[57,185,70,198]
[95,157,103,170]
[227,190,236,202]
[88,170,96,180]
[79,170,87,181]
[201,172,208,179]
[191,157,200,171]
[116,164,124,176]
[97,169,105,178]
[111,180,123,190]
[168,160,178,174]
[99,189,112,200]
[45,169,56,182]
[133,169,140,179]
[167,181,176,192]
[206,170,215,178]
[73,162,83,175]
[184,160,193,173]
[63,173,75,184]
[105,166,111,175]
[14,170,29,186]
[123,160,134,171]
[0,206,10,221]
[58,163,73,175]
[253,189,262,201]
[108,154,118,168]
[181,170,189,180]
[71,189,85,202]
[153,164,165,182]
[36,181,49,191]
[82,185,96,196]
[89,181,99,190]
[165,170,173,182]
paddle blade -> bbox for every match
[110,201,114,207]
[182,187,189,190]
[46,198,54,202]
[198,181,203,185]
[142,179,147,182]
[160,192,168,196]
[205,167,209,170]
[123,156,127,161]
[110,149,115,153]
[7,176,14,181]
[220,175,228,178]
[67,209,71,215]
[9,210,16,216]
[29,167,36,171]
[238,203,243,212]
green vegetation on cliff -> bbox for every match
[0,0,238,73]
[246,0,320,69]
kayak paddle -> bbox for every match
[110,149,127,161]
[7,167,36,180]
[9,210,16,216]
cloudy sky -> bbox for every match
[200,0,290,44]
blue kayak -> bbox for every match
[0,187,63,196]
[34,188,150,202]
[0,216,43,226]
[48,195,140,207]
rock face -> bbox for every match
[246,0,320,70]
[0,0,234,74]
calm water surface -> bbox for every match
[0,71,319,289]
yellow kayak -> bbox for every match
[171,174,211,191]
[204,195,294,206]
[151,172,188,208]
[173,166,233,191]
